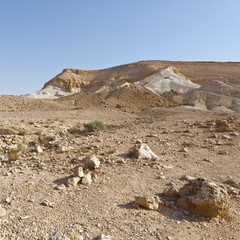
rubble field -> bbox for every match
[0,103,239,240]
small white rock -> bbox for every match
[218,150,228,155]
[0,207,7,217]
[222,134,231,140]
[56,184,66,190]
[84,155,100,170]
[72,166,84,178]
[179,147,188,153]
[99,234,112,240]
[57,145,68,153]
[41,199,54,208]
[229,132,238,136]
[67,177,80,187]
[81,173,92,185]
[35,146,43,153]
[131,143,158,160]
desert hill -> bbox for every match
[43,60,240,93]
[25,65,198,99]
[22,60,240,113]
[0,95,67,112]
[55,83,179,112]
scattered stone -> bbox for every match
[0,207,7,217]
[38,135,56,148]
[116,159,126,164]
[215,120,231,132]
[151,164,161,169]
[158,174,166,179]
[162,130,169,134]
[72,166,84,178]
[182,141,192,147]
[135,195,160,210]
[76,156,85,162]
[49,232,70,240]
[229,132,238,136]
[81,173,92,185]
[222,134,231,140]
[70,223,84,232]
[202,158,213,163]
[105,159,112,164]
[136,139,142,144]
[41,199,54,208]
[227,187,240,195]
[98,234,112,240]
[177,178,230,218]
[146,134,158,138]
[225,179,240,189]
[67,177,81,187]
[179,147,189,153]
[218,150,228,155]
[20,216,29,220]
[84,155,100,170]
[208,140,216,144]
[35,145,43,153]
[163,184,179,200]
[160,164,174,169]
[131,143,158,160]
[5,197,11,204]
[210,133,218,138]
[215,140,223,145]
[56,184,66,190]
[57,145,69,153]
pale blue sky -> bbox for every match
[1,0,240,95]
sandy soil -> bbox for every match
[0,97,239,240]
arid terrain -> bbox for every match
[0,61,240,240]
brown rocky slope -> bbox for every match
[44,61,240,93]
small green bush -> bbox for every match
[17,142,28,154]
[7,142,28,161]
[84,119,105,132]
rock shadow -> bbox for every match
[53,176,69,186]
[116,152,131,158]
[118,201,136,210]
[156,204,207,223]
[118,198,208,223]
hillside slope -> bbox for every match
[44,61,240,93]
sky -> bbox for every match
[1,0,240,95]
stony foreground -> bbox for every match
[0,106,239,240]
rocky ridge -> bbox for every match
[23,60,240,113]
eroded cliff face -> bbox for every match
[23,60,240,113]
[43,69,91,92]
[43,60,240,93]
[43,62,160,92]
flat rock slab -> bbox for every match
[0,207,7,217]
[135,195,160,210]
